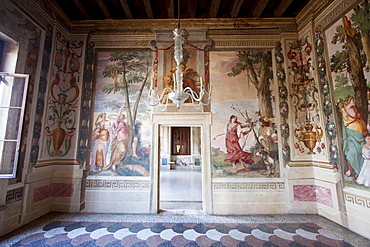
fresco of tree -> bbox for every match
[326,1,370,189]
[211,50,279,178]
[228,51,274,118]
[89,51,153,176]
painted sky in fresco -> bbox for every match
[93,51,153,147]
[210,51,269,153]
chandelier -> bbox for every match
[147,0,211,110]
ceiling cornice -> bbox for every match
[68,18,298,33]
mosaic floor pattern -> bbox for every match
[11,220,353,247]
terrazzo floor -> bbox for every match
[2,212,370,247]
[1,169,370,246]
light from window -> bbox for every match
[0,73,29,178]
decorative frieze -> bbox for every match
[92,40,150,48]
[213,182,285,190]
[319,0,361,30]
[208,28,289,35]
[345,193,370,208]
[214,40,276,48]
[6,187,23,205]
[86,179,150,189]
[11,0,52,29]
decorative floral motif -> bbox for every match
[83,88,92,101]
[294,142,305,153]
[82,106,91,120]
[33,121,42,139]
[318,57,326,78]
[316,37,324,55]
[78,44,95,163]
[80,126,89,140]
[39,77,47,94]
[36,99,45,115]
[320,80,329,95]
[329,145,339,162]
[323,98,333,116]
[79,145,87,162]
[279,102,289,117]
[30,145,39,163]
[282,144,290,162]
[277,67,286,80]
[280,122,290,138]
[275,41,289,163]
[30,24,53,166]
[279,86,288,99]
[325,122,337,139]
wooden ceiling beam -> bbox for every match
[188,0,197,18]
[274,0,293,17]
[230,0,244,19]
[166,0,175,19]
[209,0,221,18]
[119,0,133,19]
[252,0,269,18]
[72,0,92,20]
[143,0,154,19]
[96,0,112,19]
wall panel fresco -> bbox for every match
[89,50,153,176]
[210,50,280,178]
[325,3,370,190]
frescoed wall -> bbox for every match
[286,36,327,159]
[326,4,370,190]
[89,51,153,176]
[37,32,84,165]
[211,50,279,178]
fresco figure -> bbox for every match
[257,116,279,176]
[356,133,370,187]
[161,75,173,104]
[65,128,76,152]
[214,115,254,173]
[170,64,200,102]
[105,107,129,171]
[104,107,139,171]
[258,117,278,161]
[337,96,367,177]
[45,127,52,155]
[90,113,110,172]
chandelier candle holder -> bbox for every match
[147,1,211,111]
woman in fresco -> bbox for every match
[214,115,254,173]
[103,107,140,171]
[338,96,367,178]
[90,113,110,172]
[104,107,129,171]
[258,117,278,161]
[357,133,370,187]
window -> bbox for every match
[171,127,190,155]
[0,73,29,178]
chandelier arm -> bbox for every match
[183,87,212,106]
[147,87,174,106]
[183,87,200,100]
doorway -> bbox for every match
[159,126,202,213]
[149,112,212,214]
